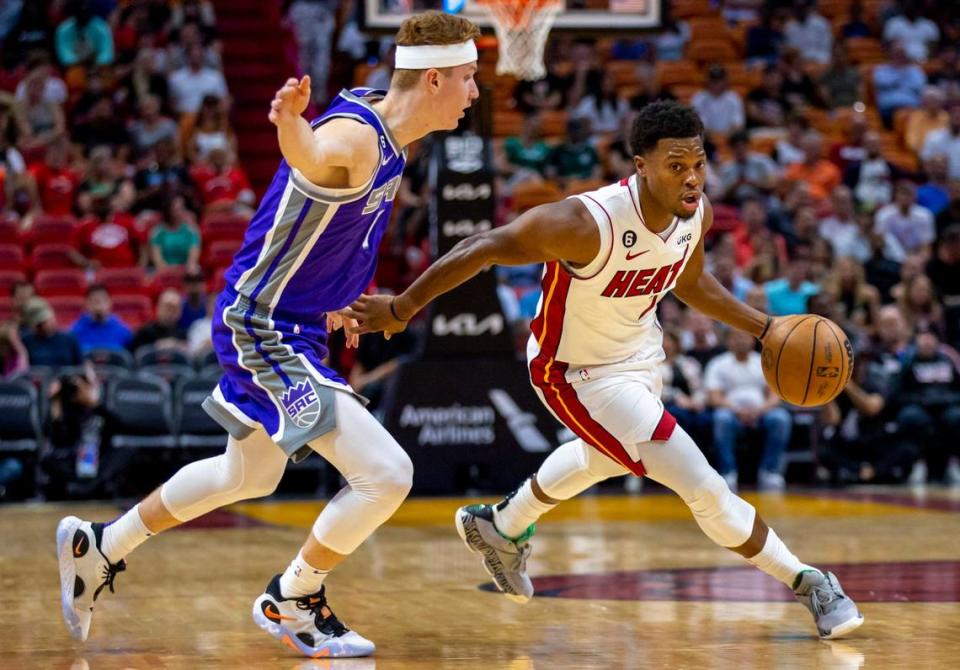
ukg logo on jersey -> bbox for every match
[281,378,320,428]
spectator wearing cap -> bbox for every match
[895,322,960,485]
[70,284,132,354]
[764,243,819,316]
[178,270,208,331]
[783,0,832,64]
[920,104,960,181]
[905,87,949,155]
[20,297,83,367]
[149,196,201,272]
[874,181,936,261]
[783,131,840,203]
[691,65,744,136]
[130,288,188,352]
[873,42,926,127]
[713,130,781,204]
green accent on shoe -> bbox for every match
[792,568,823,591]
[496,523,536,544]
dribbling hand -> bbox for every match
[268,76,311,125]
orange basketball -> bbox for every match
[760,315,854,407]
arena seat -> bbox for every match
[34,269,88,298]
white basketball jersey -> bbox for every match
[527,174,703,385]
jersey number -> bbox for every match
[362,175,401,215]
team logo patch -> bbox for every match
[280,378,321,429]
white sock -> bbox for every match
[747,528,816,589]
[101,504,153,563]
[279,550,330,598]
[492,478,556,540]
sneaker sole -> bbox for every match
[56,516,86,641]
[251,595,375,658]
[454,507,530,604]
[821,613,865,640]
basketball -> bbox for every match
[760,315,854,407]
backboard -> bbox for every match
[362,0,662,34]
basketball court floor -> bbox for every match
[3,487,960,669]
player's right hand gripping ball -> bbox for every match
[760,314,854,407]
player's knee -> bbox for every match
[687,470,754,547]
[369,448,414,506]
[243,463,287,499]
[687,470,731,519]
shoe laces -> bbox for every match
[509,541,532,573]
[93,559,126,601]
[295,587,348,637]
[808,576,842,615]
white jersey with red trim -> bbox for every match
[527,174,704,385]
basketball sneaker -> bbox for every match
[252,575,375,658]
[56,516,126,641]
[455,504,534,603]
[793,570,864,639]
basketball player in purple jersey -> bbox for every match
[56,12,480,658]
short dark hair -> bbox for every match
[630,101,704,156]
[86,283,109,297]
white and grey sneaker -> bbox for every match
[455,504,534,604]
[794,570,864,639]
[253,575,375,658]
[56,516,126,641]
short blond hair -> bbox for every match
[391,11,481,91]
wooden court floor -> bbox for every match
[3,487,960,670]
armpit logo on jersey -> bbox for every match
[601,259,686,298]
[280,379,320,429]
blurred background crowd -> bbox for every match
[0,0,958,502]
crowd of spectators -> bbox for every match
[3,0,960,500]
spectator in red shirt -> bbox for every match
[29,138,79,216]
[69,198,145,270]
[732,196,789,270]
[189,146,254,214]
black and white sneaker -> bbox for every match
[56,516,126,641]
[252,575,375,658]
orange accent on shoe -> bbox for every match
[265,605,297,622]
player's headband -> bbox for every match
[394,40,477,70]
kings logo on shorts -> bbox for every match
[280,378,320,429]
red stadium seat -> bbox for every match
[96,267,148,297]
[656,61,703,88]
[204,239,242,269]
[30,244,77,272]
[0,296,13,322]
[0,215,19,245]
[152,267,186,294]
[210,266,229,294]
[24,216,78,250]
[689,39,739,65]
[34,269,89,298]
[0,245,25,272]
[200,213,249,244]
[113,294,153,331]
[46,295,86,329]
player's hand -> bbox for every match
[326,309,359,349]
[268,75,311,125]
[342,294,409,340]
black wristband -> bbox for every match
[758,316,773,340]
[389,297,405,322]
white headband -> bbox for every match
[394,40,477,70]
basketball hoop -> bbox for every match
[474,0,563,80]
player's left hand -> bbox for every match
[342,294,408,340]
[326,310,359,348]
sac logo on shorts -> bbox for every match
[280,378,320,429]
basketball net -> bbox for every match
[476,0,563,80]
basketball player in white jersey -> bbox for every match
[55,12,480,658]
[346,101,864,639]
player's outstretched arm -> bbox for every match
[672,196,773,340]
[343,198,599,337]
[268,76,376,185]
